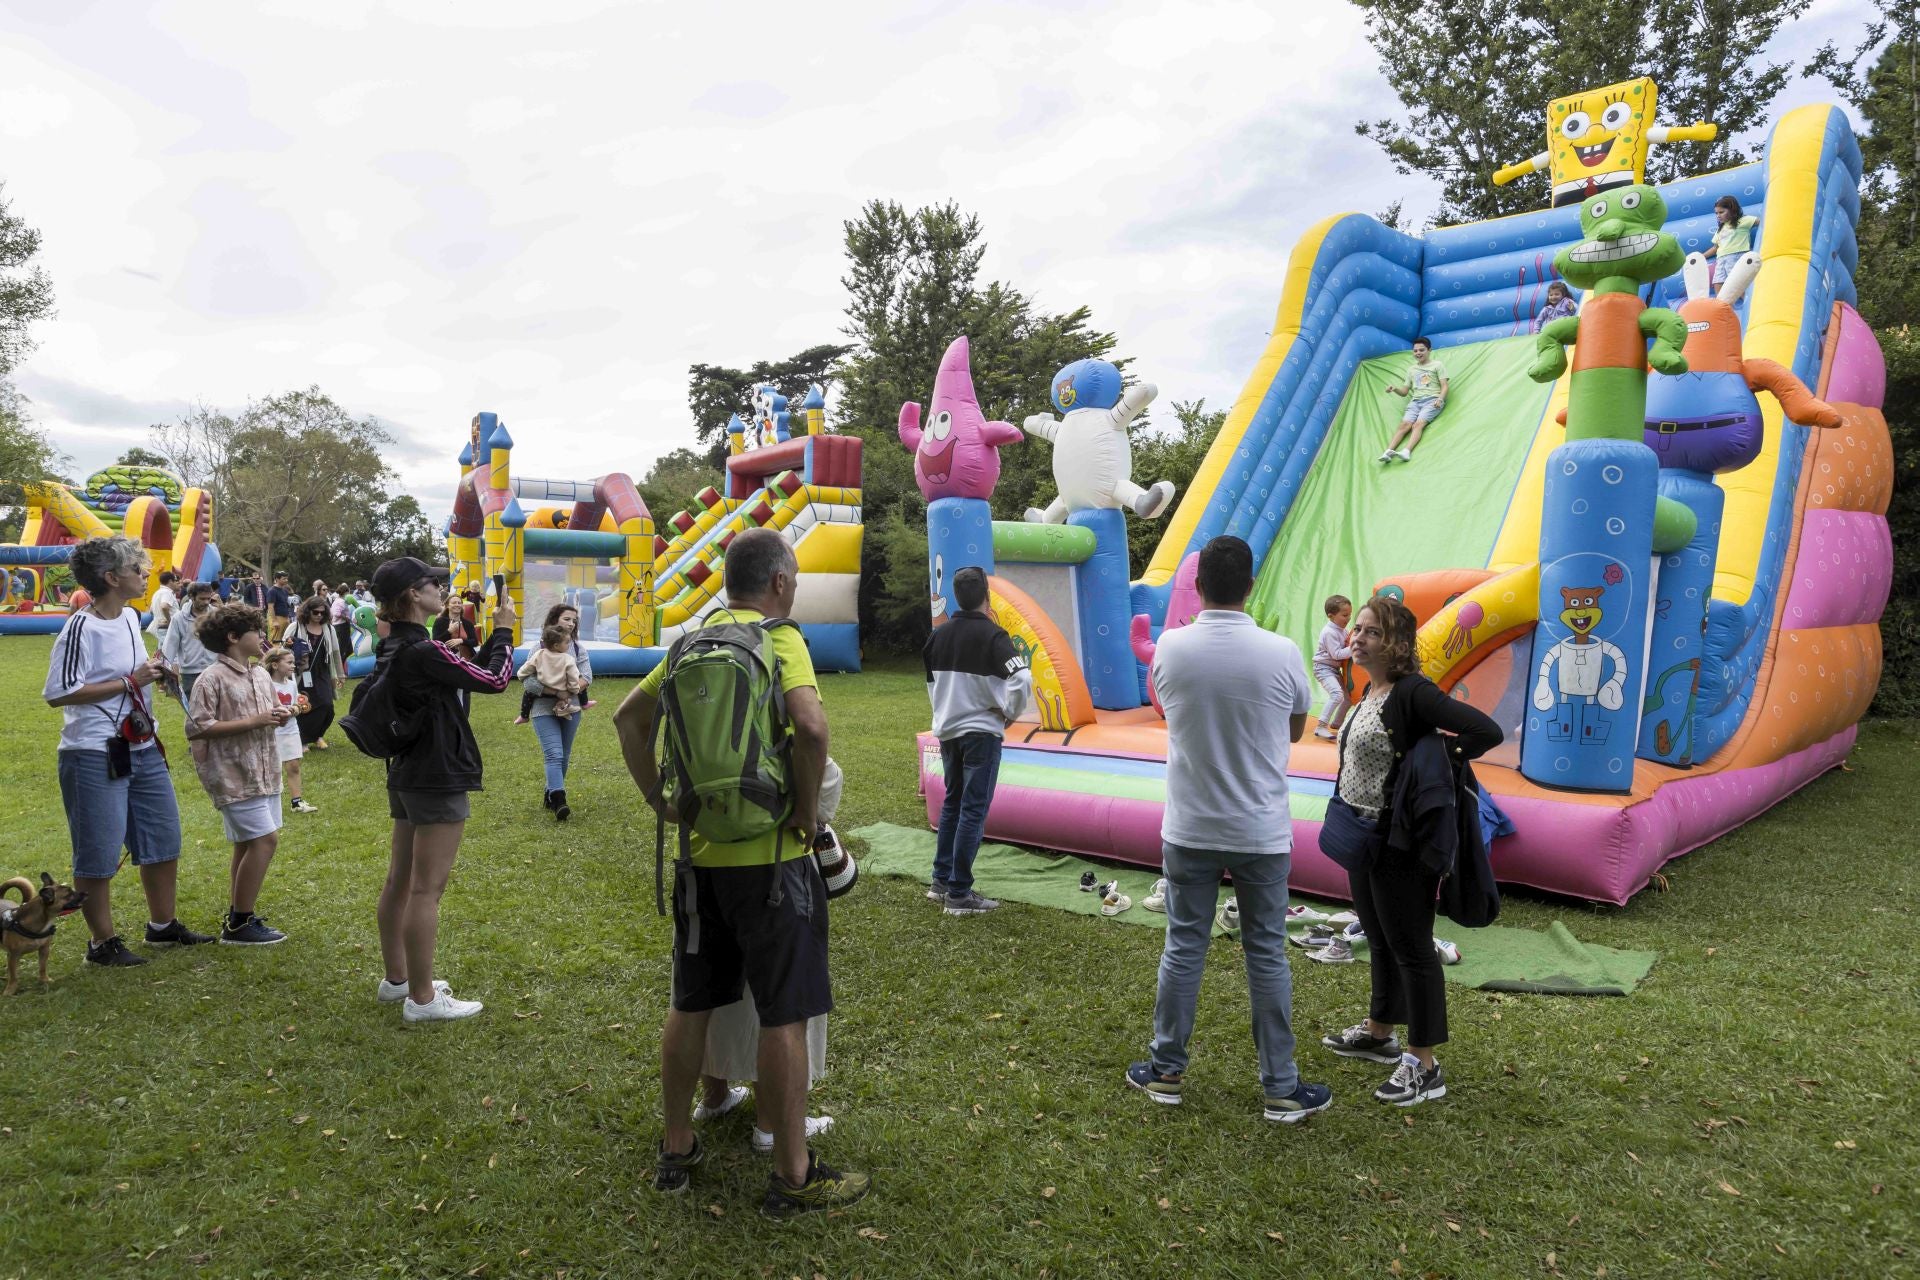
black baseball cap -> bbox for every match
[370,556,450,602]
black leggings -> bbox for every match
[1348,852,1447,1048]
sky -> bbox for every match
[0,0,1879,529]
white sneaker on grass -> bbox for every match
[1215,897,1240,933]
[694,1085,749,1122]
[752,1115,834,1153]
[377,978,450,1004]
[401,988,483,1024]
[1143,878,1169,913]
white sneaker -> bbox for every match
[1434,937,1462,965]
[1378,450,1395,463]
[1286,904,1330,925]
[1100,891,1133,917]
[1143,878,1169,913]
[1395,449,1414,462]
[694,1085,749,1122]
[401,988,483,1024]
[1327,911,1359,927]
[1309,937,1356,964]
[377,978,450,1004]
[1313,726,1336,739]
[752,1114,834,1153]
[1215,897,1240,933]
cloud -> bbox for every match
[0,0,1879,535]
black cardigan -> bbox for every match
[1336,673,1503,823]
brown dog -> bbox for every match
[3,874,87,996]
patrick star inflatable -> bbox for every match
[1022,358,1175,523]
[898,337,1023,501]
[1128,551,1203,715]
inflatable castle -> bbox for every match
[428,384,863,677]
[910,88,1892,905]
[1,465,221,633]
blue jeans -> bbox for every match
[934,732,1002,895]
[57,746,183,879]
[532,712,579,792]
[1150,840,1299,1096]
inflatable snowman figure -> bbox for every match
[1021,358,1175,523]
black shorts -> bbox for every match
[672,857,832,1028]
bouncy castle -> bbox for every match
[430,384,862,677]
[912,89,1891,905]
[1,465,221,634]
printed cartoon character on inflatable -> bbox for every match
[1492,76,1718,208]
[898,337,1024,503]
[1128,552,1202,716]
[1021,359,1175,524]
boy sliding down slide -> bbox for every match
[1381,337,1448,462]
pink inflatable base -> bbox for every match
[916,726,1856,907]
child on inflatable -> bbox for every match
[1312,594,1355,739]
[1380,338,1448,462]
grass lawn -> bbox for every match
[0,634,1915,1279]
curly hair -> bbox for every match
[1359,593,1420,681]
[67,536,149,596]
[197,601,266,653]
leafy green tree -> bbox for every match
[833,200,1128,653]
[113,446,172,470]
[686,343,851,464]
[637,446,717,526]
[151,387,397,580]
[1352,0,1815,223]
[1,381,67,541]
[1807,9,1920,714]
[289,489,438,590]
[1,183,56,379]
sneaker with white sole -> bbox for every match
[943,890,1000,916]
[1395,449,1414,462]
[1286,904,1331,925]
[1374,1053,1446,1106]
[1100,891,1132,917]
[1434,937,1462,965]
[377,978,450,1004]
[220,914,287,946]
[1321,1022,1404,1064]
[1125,1061,1183,1105]
[1142,878,1169,913]
[1215,897,1240,932]
[1290,924,1337,949]
[1327,911,1359,927]
[289,798,319,814]
[401,988,484,1024]
[751,1114,834,1153]
[926,878,951,902]
[1378,450,1396,463]
[1313,726,1336,739]
[1263,1081,1333,1124]
[1308,937,1355,964]
[693,1085,749,1122]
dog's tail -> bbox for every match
[0,878,34,905]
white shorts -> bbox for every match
[276,734,304,764]
[220,793,283,842]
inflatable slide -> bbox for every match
[913,98,1891,905]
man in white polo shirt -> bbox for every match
[1125,535,1331,1124]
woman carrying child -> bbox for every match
[184,601,293,946]
[517,602,593,821]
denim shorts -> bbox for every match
[220,794,283,842]
[1402,397,1442,424]
[57,747,183,879]
[388,789,471,825]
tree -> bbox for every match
[151,387,397,580]
[1351,0,1815,223]
[1,382,67,541]
[685,342,851,464]
[113,446,172,470]
[0,182,56,379]
[1806,9,1920,714]
[637,446,716,525]
[290,489,438,589]
[833,200,1129,653]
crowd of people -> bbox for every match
[39,526,1501,1221]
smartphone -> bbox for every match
[491,573,504,600]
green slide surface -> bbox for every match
[1247,335,1552,709]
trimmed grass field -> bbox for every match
[1,634,1915,1278]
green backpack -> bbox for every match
[652,614,799,913]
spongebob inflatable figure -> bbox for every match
[1493,77,1717,208]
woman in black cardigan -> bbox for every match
[1319,594,1501,1107]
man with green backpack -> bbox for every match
[613,528,869,1220]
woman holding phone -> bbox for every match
[284,595,346,750]
[368,557,516,1024]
